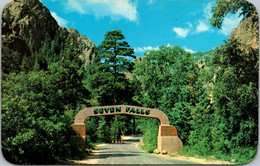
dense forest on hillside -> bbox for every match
[1,0,258,164]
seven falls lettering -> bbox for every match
[93,106,151,115]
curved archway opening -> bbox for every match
[71,105,183,153]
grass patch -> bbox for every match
[174,145,257,164]
[139,143,155,153]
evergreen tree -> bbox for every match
[1,41,22,74]
[85,30,136,144]
[91,29,135,105]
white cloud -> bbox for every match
[187,22,193,28]
[220,12,243,36]
[173,27,190,38]
[65,0,138,21]
[183,46,197,53]
[196,20,210,33]
[66,0,85,14]
[198,1,242,36]
[50,12,69,27]
[134,46,159,52]
[203,1,214,19]
[172,22,193,38]
[189,1,214,17]
[193,2,214,34]
[148,0,156,4]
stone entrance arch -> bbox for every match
[71,105,183,153]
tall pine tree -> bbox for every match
[90,30,135,105]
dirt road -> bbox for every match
[74,136,198,164]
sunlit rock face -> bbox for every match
[229,9,259,51]
[2,0,95,69]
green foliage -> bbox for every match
[191,51,212,63]
[132,38,258,164]
[139,118,159,153]
[89,29,135,105]
[2,9,258,164]
[96,116,112,143]
[1,71,82,164]
[82,30,137,144]
[110,116,124,141]
[133,45,198,144]
[85,115,134,144]
[211,40,258,155]
[210,0,255,28]
[1,39,23,74]
[186,39,258,164]
[1,24,90,164]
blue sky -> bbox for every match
[40,0,243,57]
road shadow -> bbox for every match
[122,139,140,143]
[103,139,140,145]
[92,151,141,154]
[90,153,138,159]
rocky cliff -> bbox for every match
[2,0,95,73]
[229,9,259,51]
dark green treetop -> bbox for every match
[90,30,135,105]
[210,0,256,28]
[97,30,135,75]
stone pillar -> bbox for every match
[71,124,86,150]
[157,125,183,153]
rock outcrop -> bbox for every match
[2,0,59,52]
[2,0,95,73]
[57,27,95,66]
[229,9,259,51]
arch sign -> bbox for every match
[71,105,183,153]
